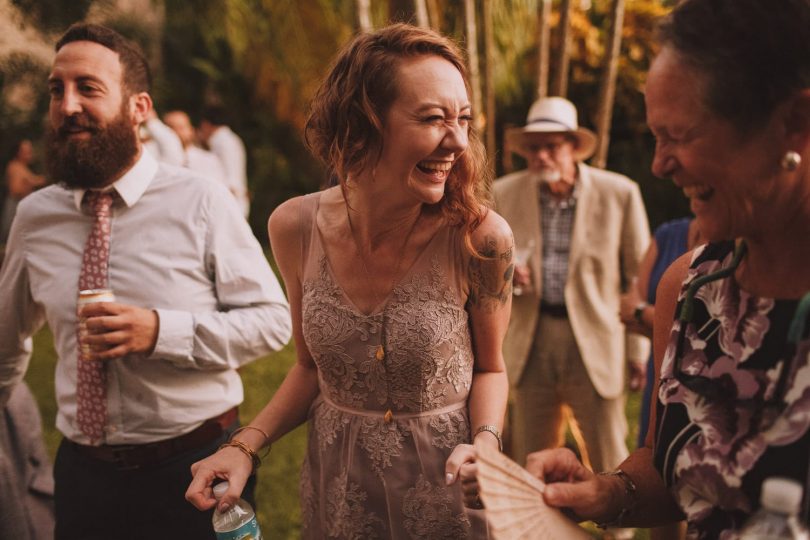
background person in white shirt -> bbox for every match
[0,23,291,540]
[162,109,228,188]
[140,108,185,166]
[199,105,250,218]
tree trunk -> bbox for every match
[502,122,516,174]
[413,0,429,28]
[535,0,552,98]
[591,0,625,169]
[483,0,496,177]
[356,0,373,32]
[464,0,483,134]
[426,0,442,31]
[550,0,573,97]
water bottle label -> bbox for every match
[214,517,262,540]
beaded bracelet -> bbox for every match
[219,440,262,473]
[473,425,503,452]
[595,469,638,529]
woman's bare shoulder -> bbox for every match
[268,195,307,240]
[470,206,513,252]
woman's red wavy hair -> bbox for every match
[305,23,491,254]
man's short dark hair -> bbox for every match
[56,23,151,94]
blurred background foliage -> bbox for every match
[1,0,687,243]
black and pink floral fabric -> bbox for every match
[654,242,810,540]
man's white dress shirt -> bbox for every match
[0,151,291,444]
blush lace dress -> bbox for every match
[296,193,489,539]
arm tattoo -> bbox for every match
[468,235,514,313]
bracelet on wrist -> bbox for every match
[594,469,638,529]
[230,426,271,459]
[219,440,262,473]
[473,424,503,452]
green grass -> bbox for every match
[27,327,651,539]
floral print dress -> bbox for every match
[297,193,488,539]
[653,242,810,539]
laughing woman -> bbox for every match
[186,24,511,538]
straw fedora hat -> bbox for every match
[505,97,598,161]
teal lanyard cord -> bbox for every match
[672,240,809,401]
[788,292,810,345]
[678,241,748,323]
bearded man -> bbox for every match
[0,24,291,539]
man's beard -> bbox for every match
[535,168,562,183]
[46,106,139,190]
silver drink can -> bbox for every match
[77,289,115,357]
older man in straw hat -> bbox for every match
[493,97,649,478]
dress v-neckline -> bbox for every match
[313,195,443,318]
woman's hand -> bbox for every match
[525,448,621,523]
[445,443,483,509]
[185,445,255,512]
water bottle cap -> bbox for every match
[212,481,229,500]
[760,477,803,514]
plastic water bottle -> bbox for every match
[212,481,263,540]
[739,477,810,539]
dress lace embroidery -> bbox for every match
[325,471,384,539]
[313,401,351,454]
[358,416,411,479]
[430,410,470,449]
[299,455,316,536]
[304,253,472,412]
[402,475,471,539]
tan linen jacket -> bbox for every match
[493,163,650,399]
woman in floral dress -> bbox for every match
[186,24,512,538]
[514,0,810,538]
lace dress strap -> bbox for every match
[298,192,322,279]
[443,222,471,302]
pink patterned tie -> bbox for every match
[76,190,114,443]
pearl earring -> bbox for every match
[781,150,801,171]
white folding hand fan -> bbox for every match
[475,443,591,540]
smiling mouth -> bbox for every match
[59,126,95,140]
[684,184,714,201]
[417,160,453,181]
[59,115,98,137]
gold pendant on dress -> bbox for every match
[375,344,385,361]
[384,409,393,423]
